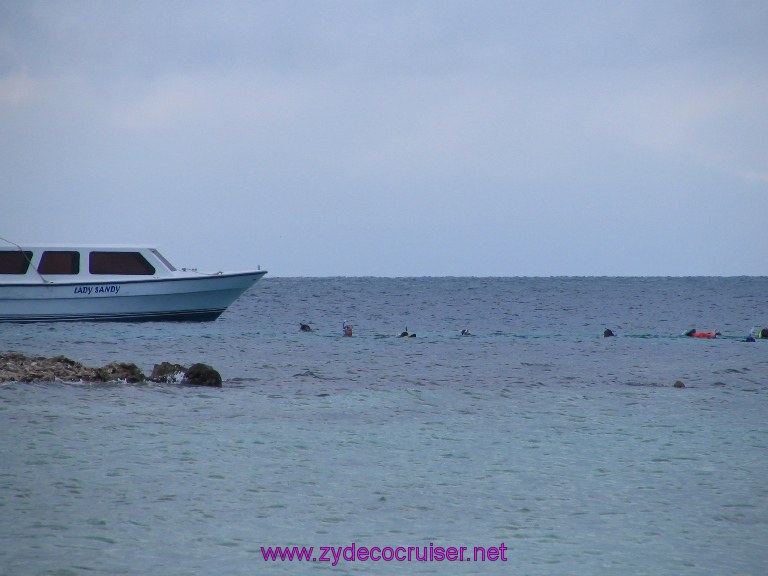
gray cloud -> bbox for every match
[1,0,766,275]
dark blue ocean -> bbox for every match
[1,277,766,575]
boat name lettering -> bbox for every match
[74,285,121,295]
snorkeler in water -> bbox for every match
[683,329,719,339]
[398,327,415,338]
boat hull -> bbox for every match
[0,271,266,323]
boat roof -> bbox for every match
[1,244,160,250]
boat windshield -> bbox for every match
[150,249,176,271]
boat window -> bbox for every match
[89,252,156,275]
[38,251,80,274]
[0,251,33,274]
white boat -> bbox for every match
[0,244,267,322]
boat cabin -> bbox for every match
[0,246,176,281]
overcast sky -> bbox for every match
[1,0,766,276]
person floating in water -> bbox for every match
[751,327,768,339]
[343,321,353,337]
[300,323,312,332]
[398,327,415,338]
[744,327,767,342]
[603,329,615,337]
[684,329,719,339]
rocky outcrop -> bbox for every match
[0,352,106,383]
[150,361,188,383]
[96,362,146,383]
[0,352,222,387]
[183,363,222,387]
[148,361,222,387]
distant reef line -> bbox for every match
[0,352,222,387]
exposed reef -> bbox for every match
[0,352,222,387]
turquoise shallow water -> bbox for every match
[1,277,767,575]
